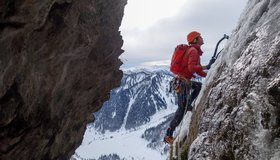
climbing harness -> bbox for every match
[170,76,192,110]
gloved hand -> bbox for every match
[206,57,216,69]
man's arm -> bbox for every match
[188,49,207,77]
[202,65,209,70]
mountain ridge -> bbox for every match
[94,66,175,132]
[74,66,178,159]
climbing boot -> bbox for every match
[164,128,174,144]
[164,136,174,144]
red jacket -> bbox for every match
[180,44,207,79]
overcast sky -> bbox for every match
[119,0,248,68]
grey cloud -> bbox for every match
[121,0,248,68]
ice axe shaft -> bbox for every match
[212,34,229,59]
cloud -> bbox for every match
[120,0,248,68]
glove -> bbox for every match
[206,57,216,69]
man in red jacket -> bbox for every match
[164,31,215,144]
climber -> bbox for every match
[164,31,215,144]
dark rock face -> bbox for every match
[0,0,126,159]
[181,0,280,160]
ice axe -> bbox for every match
[212,34,229,59]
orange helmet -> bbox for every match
[187,31,201,43]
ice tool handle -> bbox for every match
[212,34,229,59]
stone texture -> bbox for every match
[0,0,126,159]
[177,0,280,159]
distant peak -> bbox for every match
[122,65,170,74]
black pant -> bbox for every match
[169,81,202,130]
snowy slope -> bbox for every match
[93,66,176,133]
[74,108,175,160]
[73,66,180,160]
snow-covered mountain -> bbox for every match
[73,66,181,160]
[73,1,280,160]
[94,66,175,132]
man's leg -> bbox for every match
[187,81,202,111]
[169,81,188,130]
[169,106,185,132]
[190,81,202,103]
[164,82,187,143]
[164,106,185,143]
